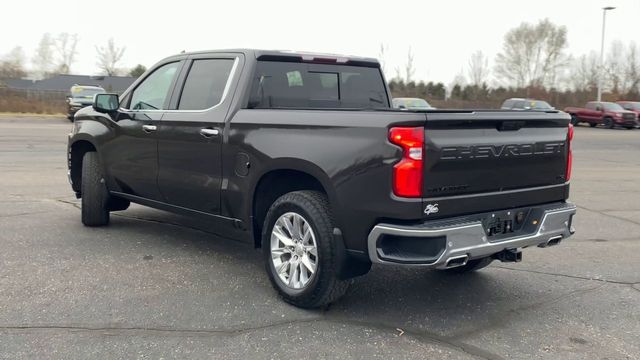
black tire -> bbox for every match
[589,123,597,128]
[262,190,350,308]
[81,152,110,226]
[441,256,493,274]
[625,126,634,130]
[603,117,614,129]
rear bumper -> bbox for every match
[367,202,576,268]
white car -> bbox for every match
[392,97,435,110]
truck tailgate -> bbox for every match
[422,111,570,217]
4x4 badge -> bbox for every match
[424,203,439,215]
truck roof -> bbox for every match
[161,49,380,67]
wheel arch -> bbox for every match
[250,160,339,249]
[69,137,98,195]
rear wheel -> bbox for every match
[589,123,597,128]
[262,190,350,308]
[441,256,493,274]
[81,152,110,226]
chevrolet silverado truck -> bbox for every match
[565,101,637,129]
[67,49,576,308]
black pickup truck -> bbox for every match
[67,49,576,308]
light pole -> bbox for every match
[597,6,616,102]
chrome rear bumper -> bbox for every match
[367,202,576,269]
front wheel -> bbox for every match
[262,191,350,308]
[81,152,110,226]
[603,118,614,129]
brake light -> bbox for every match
[300,55,348,64]
[566,124,573,181]
[389,127,424,197]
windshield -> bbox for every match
[622,102,640,110]
[530,100,553,109]
[71,87,105,99]
[602,102,624,111]
[394,98,432,109]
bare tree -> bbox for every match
[32,33,54,79]
[570,52,599,92]
[447,69,467,99]
[378,43,388,77]
[54,33,78,74]
[467,50,490,86]
[0,46,27,78]
[404,47,415,84]
[605,40,626,94]
[128,64,147,78]
[495,19,569,88]
[96,38,126,76]
[624,42,640,95]
[451,69,467,87]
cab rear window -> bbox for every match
[248,61,389,109]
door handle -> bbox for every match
[142,124,157,133]
[200,128,220,137]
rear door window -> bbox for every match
[177,59,235,110]
[249,61,389,109]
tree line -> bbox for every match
[2,19,640,108]
[388,18,640,107]
[0,33,146,79]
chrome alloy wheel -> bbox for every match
[270,212,318,289]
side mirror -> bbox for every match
[93,93,119,113]
[523,106,532,110]
[397,104,406,109]
[595,106,602,111]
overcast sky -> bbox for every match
[2,0,638,83]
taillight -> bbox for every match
[566,124,573,181]
[389,127,424,197]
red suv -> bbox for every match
[617,101,640,127]
[565,101,637,129]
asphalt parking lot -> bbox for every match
[0,116,638,359]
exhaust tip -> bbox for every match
[445,255,469,268]
[539,235,563,248]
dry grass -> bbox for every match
[0,88,67,115]
[0,95,66,114]
[0,112,65,117]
